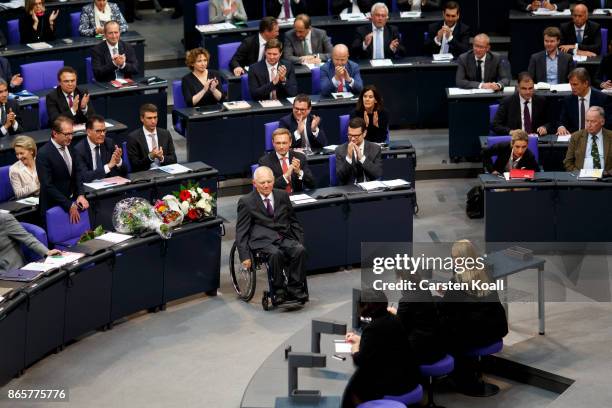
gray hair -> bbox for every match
[0,78,7,88]
[253,165,273,180]
[371,2,389,14]
[588,106,605,120]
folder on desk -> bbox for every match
[509,169,535,179]
[0,268,44,282]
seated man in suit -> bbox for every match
[127,104,177,172]
[559,4,601,57]
[266,0,306,19]
[335,117,383,185]
[517,0,568,11]
[425,1,470,58]
[236,166,308,303]
[258,128,315,192]
[74,114,128,184]
[36,115,90,223]
[528,26,575,84]
[230,17,279,76]
[0,79,23,137]
[351,2,406,60]
[91,21,139,83]
[455,33,511,90]
[0,56,23,91]
[557,68,610,135]
[320,44,364,97]
[483,129,540,174]
[46,66,95,126]
[492,72,551,136]
[248,39,298,101]
[279,94,328,149]
[564,106,612,171]
[0,212,60,273]
[284,14,333,65]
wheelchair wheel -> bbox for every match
[229,242,256,301]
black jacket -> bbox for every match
[594,54,612,88]
[0,99,23,136]
[527,50,575,84]
[73,136,128,184]
[558,88,611,132]
[90,40,139,83]
[351,24,406,60]
[279,112,328,149]
[248,59,298,101]
[265,0,306,16]
[350,108,390,143]
[19,12,55,44]
[335,141,383,185]
[258,150,315,192]
[492,93,551,135]
[560,20,602,55]
[483,141,540,174]
[181,71,226,107]
[425,21,471,58]
[229,34,261,71]
[46,86,96,126]
[126,127,177,172]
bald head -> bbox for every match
[473,33,490,59]
[332,44,349,67]
[572,4,588,27]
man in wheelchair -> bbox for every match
[236,166,308,304]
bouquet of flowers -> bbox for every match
[173,180,216,221]
[112,197,171,239]
[154,195,184,227]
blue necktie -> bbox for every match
[374,29,384,59]
[577,29,583,44]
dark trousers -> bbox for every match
[261,238,306,290]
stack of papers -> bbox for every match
[593,9,612,15]
[532,8,570,16]
[331,92,355,99]
[27,42,52,50]
[196,22,235,32]
[21,262,56,272]
[370,59,393,67]
[289,194,317,205]
[259,100,283,108]
[277,18,295,27]
[334,340,352,353]
[556,135,571,142]
[73,123,86,132]
[578,169,603,180]
[573,55,588,62]
[158,163,191,174]
[550,83,572,92]
[358,179,411,191]
[303,63,324,70]
[84,176,130,190]
[503,86,516,94]
[447,88,495,96]
[96,232,132,243]
[433,53,454,62]
[340,13,368,21]
[400,11,421,18]
[323,144,338,152]
[535,82,551,90]
[223,101,251,110]
[16,196,38,206]
[44,252,85,267]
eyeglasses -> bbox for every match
[93,129,107,134]
[293,107,308,112]
[58,131,74,138]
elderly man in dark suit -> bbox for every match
[0,79,23,137]
[320,44,364,96]
[90,21,139,82]
[351,2,405,60]
[258,128,315,192]
[516,0,568,11]
[127,104,177,172]
[74,114,128,184]
[248,39,297,101]
[279,94,328,149]
[36,115,89,223]
[425,1,470,57]
[455,33,511,90]
[266,0,306,19]
[564,106,612,171]
[230,17,279,77]
[46,66,95,126]
[335,117,383,185]
[492,72,551,136]
[559,3,601,57]
[557,68,611,135]
[236,166,308,303]
[284,14,333,65]
[528,26,575,84]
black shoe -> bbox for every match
[274,289,286,304]
[287,287,308,302]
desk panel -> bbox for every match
[0,294,27,385]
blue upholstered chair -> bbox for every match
[45,206,91,250]
[357,400,404,408]
[38,97,48,129]
[488,104,499,135]
[172,80,187,135]
[70,12,81,37]
[121,141,131,173]
[21,61,64,92]
[311,66,321,95]
[85,57,95,83]
[339,114,350,144]
[241,74,251,100]
[264,121,279,151]
[20,222,48,262]
[462,340,504,397]
[195,1,210,25]
[419,354,455,408]
[7,20,20,45]
[383,384,423,405]
[218,42,241,71]
[0,165,14,202]
[602,28,608,57]
[328,154,337,186]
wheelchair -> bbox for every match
[229,242,308,311]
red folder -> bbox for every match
[509,169,535,179]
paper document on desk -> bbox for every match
[400,11,421,18]
[578,169,603,180]
[290,194,317,205]
[433,53,453,62]
[196,22,235,32]
[503,86,516,94]
[83,180,118,190]
[158,163,191,174]
[27,42,52,50]
[334,341,352,353]
[73,123,86,132]
[447,88,494,96]
[331,92,355,99]
[21,262,56,272]
[44,251,84,267]
[370,59,393,67]
[550,83,572,92]
[556,135,571,142]
[340,13,368,21]
[96,232,132,244]
[286,97,296,104]
[223,101,251,110]
[16,196,39,206]
[277,18,295,27]
[573,55,587,62]
[535,82,551,90]
[303,63,324,71]
[358,181,387,191]
[593,9,612,15]
[0,209,8,214]
[382,179,410,188]
[323,144,338,153]
[259,100,283,108]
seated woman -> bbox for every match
[9,135,40,199]
[350,85,390,144]
[20,0,58,44]
[209,0,248,24]
[342,289,421,407]
[79,0,128,37]
[482,129,539,175]
[181,48,226,108]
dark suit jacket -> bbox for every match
[0,99,23,136]
[127,127,177,172]
[351,24,406,60]
[425,21,471,58]
[0,30,6,48]
[248,59,298,101]
[46,86,96,126]
[36,140,83,214]
[320,59,364,96]
[331,0,391,14]
[558,88,611,132]
[483,142,540,173]
[258,150,315,192]
[279,112,328,148]
[19,13,55,44]
[594,54,612,88]
[235,188,304,262]
[283,27,334,64]
[564,128,612,171]
[0,57,16,90]
[492,93,551,135]
[229,34,261,71]
[91,40,139,83]
[74,137,128,184]
[516,0,568,10]
[527,50,575,84]
[265,0,306,16]
[335,141,383,185]
[456,50,511,89]
[560,20,602,55]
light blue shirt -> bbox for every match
[584,130,605,169]
[545,51,559,84]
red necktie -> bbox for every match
[283,0,291,19]
[337,80,343,92]
[281,156,292,193]
[67,94,73,109]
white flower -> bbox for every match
[203,203,212,214]
[180,201,190,215]
[197,187,203,194]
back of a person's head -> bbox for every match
[451,240,492,297]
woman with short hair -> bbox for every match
[9,135,40,198]
[181,48,226,107]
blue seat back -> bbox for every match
[328,155,337,186]
[121,141,131,173]
[602,28,609,57]
[218,42,241,71]
[264,121,279,151]
[241,74,251,100]
[85,56,95,83]
[21,60,64,92]
[39,96,48,129]
[172,80,187,109]
[488,104,499,135]
[7,19,20,45]
[311,66,321,95]
[339,114,350,144]
[0,165,14,202]
[70,12,81,37]
[391,0,400,13]
[20,222,48,262]
[487,135,540,164]
[45,206,91,250]
[196,1,210,25]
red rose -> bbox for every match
[179,190,191,201]
[187,209,198,220]
[203,188,211,194]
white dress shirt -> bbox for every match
[143,126,164,167]
[345,141,366,164]
[519,95,532,132]
[86,137,122,175]
[258,34,267,62]
[51,138,72,172]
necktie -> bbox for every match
[592,134,602,169]
[476,59,483,82]
[353,149,365,182]
[337,78,344,92]
[270,66,277,100]
[303,39,311,55]
[283,0,291,19]
[577,29,583,44]
[113,47,124,79]
[440,30,449,54]
[281,156,292,193]
[580,98,586,129]
[0,104,6,125]
[523,101,533,133]
[94,145,103,171]
[67,94,74,109]
[374,28,384,60]
[60,146,72,175]
[264,197,274,217]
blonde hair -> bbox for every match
[451,239,492,297]
[12,135,37,157]
[185,48,210,71]
[510,129,528,145]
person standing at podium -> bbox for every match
[564,106,612,171]
[335,117,383,184]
